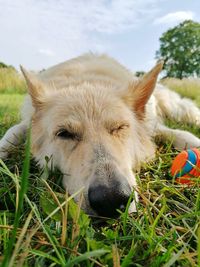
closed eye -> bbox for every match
[56,129,81,141]
[110,124,129,135]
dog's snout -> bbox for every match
[88,182,132,218]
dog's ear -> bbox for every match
[20,66,46,108]
[122,61,163,119]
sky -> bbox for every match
[0,0,199,72]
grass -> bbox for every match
[0,75,199,266]
[161,78,200,106]
[0,68,26,94]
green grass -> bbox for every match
[161,78,200,106]
[0,78,199,266]
[0,68,26,94]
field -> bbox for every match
[0,68,199,267]
[161,78,200,107]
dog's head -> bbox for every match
[21,61,162,217]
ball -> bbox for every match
[171,148,200,184]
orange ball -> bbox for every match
[171,148,200,184]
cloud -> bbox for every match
[0,0,161,69]
[83,0,160,33]
[153,11,195,25]
[38,49,55,57]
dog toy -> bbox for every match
[171,148,200,184]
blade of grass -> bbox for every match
[163,246,185,267]
[112,244,120,267]
[42,179,67,246]
[1,126,31,267]
[150,195,166,238]
[30,249,61,265]
[65,249,109,267]
[122,191,136,236]
[8,210,33,267]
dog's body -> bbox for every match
[1,54,200,217]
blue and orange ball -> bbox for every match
[171,148,200,184]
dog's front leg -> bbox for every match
[0,122,27,159]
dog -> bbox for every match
[0,53,200,217]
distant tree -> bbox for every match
[135,71,146,77]
[0,62,8,68]
[156,20,200,79]
[0,61,15,69]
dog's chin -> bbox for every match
[81,199,137,220]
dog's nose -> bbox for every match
[88,182,132,218]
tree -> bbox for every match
[156,20,200,79]
[0,61,15,69]
[135,71,145,77]
[0,62,9,68]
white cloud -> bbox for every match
[154,11,195,25]
[38,49,55,57]
[0,0,161,69]
[83,0,160,33]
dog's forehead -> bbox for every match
[49,86,133,123]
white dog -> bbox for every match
[0,54,200,217]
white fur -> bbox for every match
[1,54,199,157]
